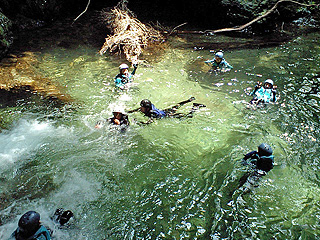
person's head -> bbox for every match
[264,79,274,89]
[112,107,125,120]
[119,63,129,75]
[17,211,41,238]
[258,143,273,157]
[140,99,152,114]
[113,111,124,120]
[215,51,224,63]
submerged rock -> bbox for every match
[0,52,71,107]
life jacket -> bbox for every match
[149,104,166,118]
[254,87,276,103]
[12,225,51,240]
[109,114,130,126]
[115,73,131,85]
[256,155,274,172]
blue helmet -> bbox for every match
[215,51,224,58]
[258,143,273,156]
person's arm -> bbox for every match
[136,118,154,125]
[123,115,130,126]
[205,59,214,66]
[243,151,257,160]
[251,82,262,96]
[223,60,233,69]
[127,107,140,113]
[131,63,138,76]
[271,86,277,102]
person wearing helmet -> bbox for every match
[115,62,138,89]
[10,211,51,240]
[205,51,233,71]
[250,79,277,105]
[95,109,130,131]
[235,143,275,191]
[109,111,129,126]
[243,143,274,173]
[128,97,206,124]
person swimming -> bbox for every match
[128,97,206,124]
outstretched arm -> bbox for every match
[131,63,138,75]
[271,86,277,102]
[127,107,140,113]
[251,82,262,96]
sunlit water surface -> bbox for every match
[0,29,320,239]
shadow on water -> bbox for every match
[0,14,320,239]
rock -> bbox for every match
[0,52,71,106]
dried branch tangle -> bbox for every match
[99,1,164,63]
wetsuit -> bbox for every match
[10,225,51,240]
[239,151,274,188]
[144,98,203,119]
[205,58,233,70]
[243,151,274,173]
[250,86,277,104]
[146,104,167,119]
[108,114,130,126]
[114,64,138,88]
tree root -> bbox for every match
[99,0,165,63]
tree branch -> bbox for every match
[175,0,319,34]
[72,0,91,25]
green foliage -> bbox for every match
[0,11,12,57]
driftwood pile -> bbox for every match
[99,1,164,63]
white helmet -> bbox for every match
[119,63,129,70]
[215,51,224,58]
[112,106,125,114]
[265,79,274,86]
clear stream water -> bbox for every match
[0,23,320,239]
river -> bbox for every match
[0,21,319,239]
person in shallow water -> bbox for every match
[238,143,274,190]
[9,209,73,240]
[9,211,51,240]
[114,62,138,89]
[249,79,277,105]
[205,51,233,72]
[95,109,130,130]
[128,97,206,124]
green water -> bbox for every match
[0,27,320,239]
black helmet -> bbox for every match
[18,211,40,237]
[258,143,273,156]
[140,99,152,108]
